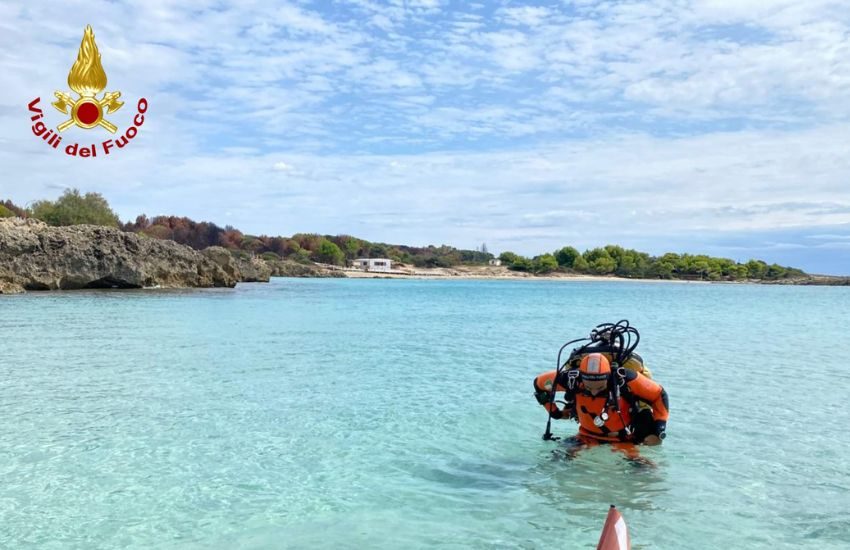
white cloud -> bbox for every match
[807,233,850,241]
[273,4,336,35]
[2,0,850,273]
[498,6,552,27]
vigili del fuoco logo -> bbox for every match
[27,25,148,158]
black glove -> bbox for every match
[654,420,667,440]
[534,390,552,405]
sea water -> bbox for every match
[1,278,849,549]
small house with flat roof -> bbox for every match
[352,258,392,272]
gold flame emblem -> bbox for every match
[52,25,123,133]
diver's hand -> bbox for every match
[534,390,552,405]
[642,435,662,446]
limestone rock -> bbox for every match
[233,255,273,282]
[268,260,346,278]
[0,218,241,291]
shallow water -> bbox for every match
[2,278,849,548]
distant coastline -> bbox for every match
[2,216,848,295]
[3,189,849,293]
[334,264,849,285]
[2,190,821,286]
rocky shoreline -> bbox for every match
[0,218,276,294]
[758,275,850,286]
[1,218,846,294]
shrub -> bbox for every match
[532,254,559,274]
[554,246,580,268]
[29,189,119,227]
[315,239,345,265]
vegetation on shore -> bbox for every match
[3,190,808,282]
[498,246,805,281]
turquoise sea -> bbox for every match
[2,278,849,549]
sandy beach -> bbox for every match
[339,264,709,283]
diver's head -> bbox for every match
[579,353,610,395]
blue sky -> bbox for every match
[2,0,849,274]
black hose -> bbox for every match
[543,337,587,440]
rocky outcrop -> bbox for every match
[201,248,272,282]
[0,279,23,294]
[200,246,242,281]
[234,255,273,282]
[269,260,346,278]
[761,275,850,286]
[0,218,251,293]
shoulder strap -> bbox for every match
[617,368,640,408]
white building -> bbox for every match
[352,258,392,272]
[489,259,502,266]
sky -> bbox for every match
[1,0,849,274]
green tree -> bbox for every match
[279,239,302,257]
[785,266,806,278]
[292,233,322,252]
[658,253,682,269]
[507,255,533,271]
[0,204,13,218]
[766,264,788,279]
[292,249,312,264]
[629,251,652,278]
[603,245,626,267]
[29,189,120,227]
[335,235,362,259]
[712,258,736,278]
[746,259,768,279]
[393,251,415,265]
[650,260,675,279]
[499,251,522,264]
[316,239,345,265]
[368,243,390,258]
[730,265,749,280]
[691,258,711,279]
[554,246,580,268]
[532,253,558,274]
[583,248,616,274]
[572,255,590,272]
[1,200,27,217]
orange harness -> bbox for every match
[574,392,634,442]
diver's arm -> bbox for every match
[626,373,669,440]
[533,370,572,419]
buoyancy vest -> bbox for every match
[574,390,635,441]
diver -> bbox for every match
[532,321,669,456]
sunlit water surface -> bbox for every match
[2,278,849,549]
